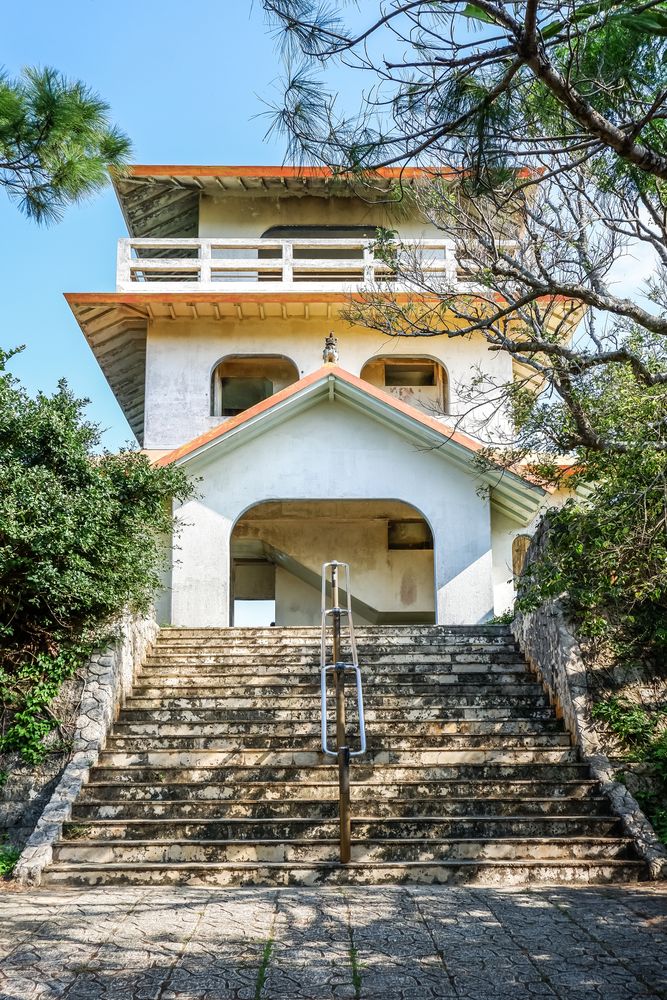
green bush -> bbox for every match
[592,697,667,844]
[0,348,193,763]
[0,845,20,878]
[517,362,667,672]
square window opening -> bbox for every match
[384,362,436,387]
[220,376,273,416]
[388,519,433,550]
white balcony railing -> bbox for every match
[116,237,459,293]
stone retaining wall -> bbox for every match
[13,612,158,885]
[512,527,667,879]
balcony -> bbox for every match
[116,236,458,294]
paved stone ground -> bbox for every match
[0,884,665,1000]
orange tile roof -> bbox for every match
[118,164,540,182]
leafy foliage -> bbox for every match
[263,0,667,185]
[592,697,667,843]
[0,349,193,762]
[516,360,667,668]
[0,66,131,222]
[0,844,20,878]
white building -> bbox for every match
[68,165,572,628]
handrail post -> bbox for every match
[331,564,352,863]
[320,561,365,866]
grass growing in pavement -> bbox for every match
[350,942,363,999]
[254,937,274,999]
[347,922,363,999]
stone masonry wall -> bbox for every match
[1,673,85,851]
[512,525,667,879]
[12,612,158,884]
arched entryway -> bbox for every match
[230,499,436,626]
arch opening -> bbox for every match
[360,355,449,414]
[230,499,436,627]
[512,534,532,580]
[210,354,299,417]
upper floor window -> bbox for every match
[360,356,448,413]
[261,225,381,283]
[211,355,299,418]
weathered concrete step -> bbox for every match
[112,719,563,738]
[153,640,517,653]
[133,673,536,690]
[71,796,612,821]
[158,625,513,639]
[155,628,514,640]
[104,734,572,752]
[96,748,579,768]
[140,663,528,678]
[147,649,522,662]
[81,778,600,802]
[145,644,525,673]
[41,856,643,887]
[122,700,553,718]
[60,815,621,842]
[131,681,535,699]
[89,761,591,783]
[119,708,560,726]
[129,684,545,701]
[52,835,631,865]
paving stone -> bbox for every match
[0,885,665,1000]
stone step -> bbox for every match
[96,747,579,768]
[129,684,545,701]
[44,623,643,888]
[145,645,525,672]
[158,625,513,639]
[147,655,523,670]
[132,680,535,698]
[60,815,622,841]
[104,734,572,752]
[80,778,600,802]
[41,857,644,888]
[71,796,612,821]
[148,636,519,649]
[126,687,553,719]
[88,761,591,783]
[133,672,536,688]
[112,719,563,738]
[120,708,560,725]
[52,834,630,865]
[140,663,528,678]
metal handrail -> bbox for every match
[320,665,366,759]
[320,561,366,863]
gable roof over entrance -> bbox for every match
[154,365,546,523]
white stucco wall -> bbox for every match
[168,397,494,627]
[491,509,517,616]
[198,193,438,241]
[143,318,514,450]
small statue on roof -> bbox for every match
[323,333,339,364]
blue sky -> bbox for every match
[1,1,305,449]
[3,2,649,452]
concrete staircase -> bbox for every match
[43,626,644,886]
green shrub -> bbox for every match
[592,697,667,844]
[0,845,20,878]
[0,348,193,763]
